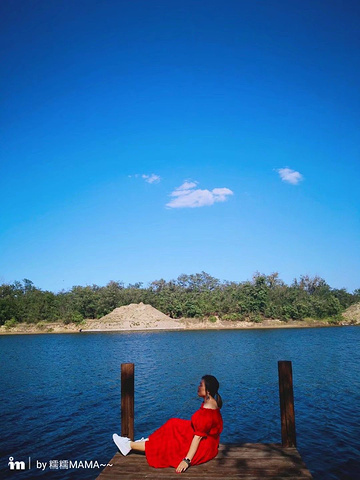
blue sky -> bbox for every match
[1,0,359,292]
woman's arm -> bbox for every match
[175,435,202,473]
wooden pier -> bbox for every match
[97,362,313,479]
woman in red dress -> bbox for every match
[113,374,223,474]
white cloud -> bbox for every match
[175,181,198,191]
[142,174,161,184]
[130,173,161,183]
[277,168,303,185]
[166,181,234,208]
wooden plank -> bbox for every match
[217,443,301,457]
[278,361,296,447]
[99,474,311,479]
[121,363,134,440]
[97,444,313,479]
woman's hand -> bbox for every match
[176,460,189,473]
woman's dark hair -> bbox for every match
[202,375,223,409]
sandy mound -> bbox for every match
[83,302,183,331]
[342,302,360,324]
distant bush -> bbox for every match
[62,312,83,325]
[221,313,244,321]
[71,312,84,325]
[248,313,263,323]
[208,315,217,323]
[4,318,17,329]
[326,315,343,325]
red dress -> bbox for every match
[145,403,223,468]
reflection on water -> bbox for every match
[0,327,359,479]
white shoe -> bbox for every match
[113,434,131,456]
[135,437,148,442]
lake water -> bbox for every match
[0,327,359,479]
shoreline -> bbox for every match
[1,318,358,335]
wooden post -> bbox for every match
[121,363,134,440]
[278,360,296,448]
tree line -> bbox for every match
[1,272,359,327]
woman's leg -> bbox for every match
[130,441,146,452]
